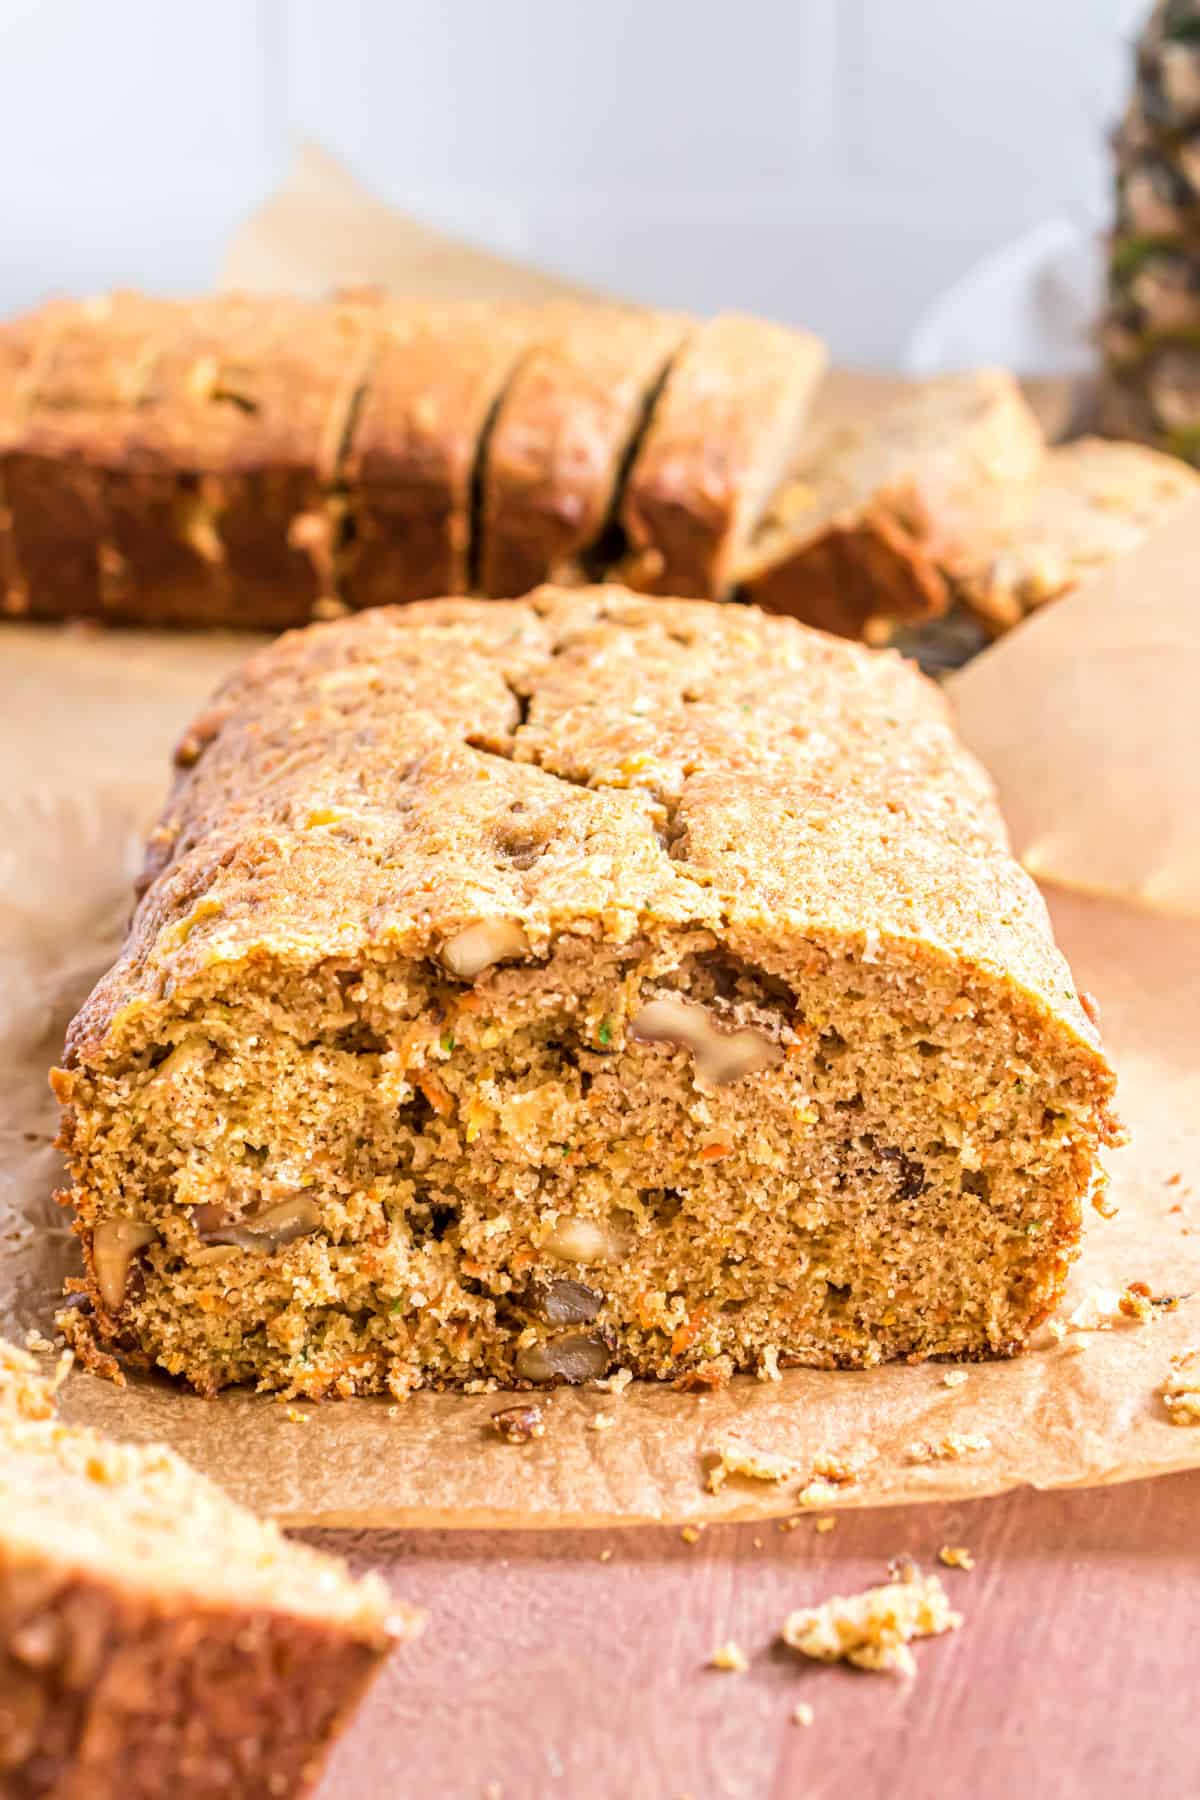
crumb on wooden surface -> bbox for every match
[709,1641,749,1673]
[681,1525,704,1545]
[938,1545,975,1571]
[1162,1347,1200,1424]
[906,1431,991,1465]
[589,1411,616,1431]
[815,1516,837,1534]
[599,1548,613,1562]
[282,1404,310,1424]
[942,1369,969,1388]
[706,1442,794,1494]
[797,1479,842,1509]
[780,1565,962,1678]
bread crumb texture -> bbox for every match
[709,1641,749,1673]
[781,1564,962,1678]
[54,587,1118,1399]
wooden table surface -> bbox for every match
[309,1469,1197,1799]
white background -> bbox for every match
[0,0,1146,365]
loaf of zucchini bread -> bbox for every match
[0,1342,411,1798]
[53,587,1119,1398]
[0,293,825,629]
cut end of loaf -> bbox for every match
[52,590,1118,1400]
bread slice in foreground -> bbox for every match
[53,587,1119,1400]
[479,306,689,596]
[617,316,827,597]
[955,436,1200,632]
[736,371,1046,638]
[0,1343,410,1799]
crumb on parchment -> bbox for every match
[906,1432,991,1465]
[706,1443,794,1494]
[589,1411,615,1431]
[1162,1348,1200,1424]
[681,1525,704,1545]
[490,1403,546,1444]
[942,1369,969,1389]
[709,1641,749,1673]
[792,1703,814,1727]
[780,1565,962,1678]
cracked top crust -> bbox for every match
[63,586,1102,1071]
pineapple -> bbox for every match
[1102,0,1200,461]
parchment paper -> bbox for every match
[0,149,1195,1528]
[1,623,1196,1527]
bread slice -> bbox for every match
[0,1341,412,1798]
[53,587,1118,1399]
[956,436,1200,632]
[1,295,169,621]
[341,304,538,608]
[478,306,689,596]
[616,315,827,597]
[113,294,377,629]
[736,371,1046,638]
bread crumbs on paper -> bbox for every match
[710,1641,749,1673]
[942,1369,969,1388]
[906,1432,991,1464]
[1161,1348,1200,1424]
[589,1411,616,1431]
[798,1479,842,1509]
[681,1525,704,1545]
[599,1548,613,1562]
[282,1405,310,1425]
[707,1443,794,1494]
[780,1565,961,1678]
[792,1703,815,1727]
[593,1367,634,1397]
[815,1516,837,1534]
[938,1545,975,1571]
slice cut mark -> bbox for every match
[117,293,380,628]
[615,313,828,598]
[478,305,690,596]
[341,302,542,607]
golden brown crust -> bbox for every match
[617,315,828,597]
[341,303,539,607]
[737,372,1046,637]
[479,307,688,596]
[61,586,1102,1066]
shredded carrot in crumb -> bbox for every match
[510,1247,536,1273]
[672,1306,711,1356]
[417,1073,454,1117]
[455,992,484,1015]
[700,1142,732,1162]
[460,1258,486,1280]
[636,1294,658,1330]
